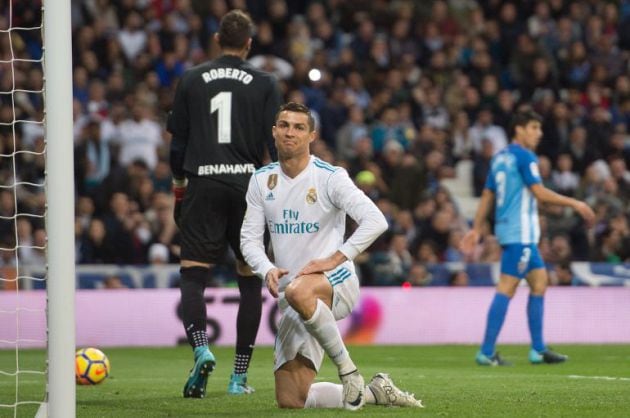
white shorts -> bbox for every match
[273,264,360,372]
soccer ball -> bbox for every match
[75,348,110,385]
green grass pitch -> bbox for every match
[1,345,629,417]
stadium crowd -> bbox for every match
[1,0,629,286]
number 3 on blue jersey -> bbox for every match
[495,171,506,207]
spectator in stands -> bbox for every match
[449,270,470,287]
[74,116,111,196]
[335,106,369,161]
[415,241,440,264]
[103,275,129,289]
[346,136,380,177]
[387,232,413,280]
[407,263,433,287]
[608,155,630,201]
[370,107,408,154]
[610,212,630,262]
[444,229,466,262]
[16,219,41,267]
[422,87,450,130]
[118,11,147,63]
[547,234,573,265]
[540,102,572,162]
[472,138,495,197]
[101,192,138,264]
[393,209,417,244]
[6,0,630,282]
[388,154,427,211]
[549,261,574,286]
[76,196,96,233]
[0,237,16,268]
[146,191,179,261]
[319,83,349,149]
[468,107,508,155]
[377,140,404,188]
[78,218,109,264]
[566,126,598,176]
[537,155,556,190]
[607,129,630,165]
[149,243,170,265]
[591,225,623,263]
[552,153,580,196]
[478,235,502,263]
[96,159,150,213]
[451,111,474,161]
[115,102,163,170]
[422,149,449,193]
[0,190,15,242]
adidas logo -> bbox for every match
[265,192,275,201]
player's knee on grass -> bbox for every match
[276,391,307,409]
[275,371,310,408]
[275,356,316,408]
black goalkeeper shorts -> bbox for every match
[179,177,247,264]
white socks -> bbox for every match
[304,382,376,408]
[303,299,356,375]
[305,382,343,408]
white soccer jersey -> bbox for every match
[241,156,388,291]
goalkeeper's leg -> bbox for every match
[180,266,215,398]
[228,262,262,394]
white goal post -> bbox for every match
[43,0,76,416]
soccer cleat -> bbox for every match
[227,373,255,395]
[367,373,424,407]
[476,351,512,366]
[340,369,366,411]
[529,348,568,364]
[183,348,216,398]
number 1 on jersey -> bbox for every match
[211,91,232,144]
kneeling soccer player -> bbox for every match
[241,102,423,409]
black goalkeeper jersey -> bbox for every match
[167,55,283,191]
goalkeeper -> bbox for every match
[167,10,283,398]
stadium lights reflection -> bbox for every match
[308,68,322,82]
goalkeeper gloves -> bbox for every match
[172,177,188,226]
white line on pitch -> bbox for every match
[568,375,630,382]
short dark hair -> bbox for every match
[509,109,543,137]
[218,10,253,49]
[275,102,315,132]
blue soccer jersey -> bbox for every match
[484,143,542,245]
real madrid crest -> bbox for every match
[267,174,278,190]
[306,187,317,204]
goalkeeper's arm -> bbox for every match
[170,135,187,224]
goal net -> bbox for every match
[0,0,75,416]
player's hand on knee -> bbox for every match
[297,259,327,277]
[297,252,346,277]
[265,268,288,298]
